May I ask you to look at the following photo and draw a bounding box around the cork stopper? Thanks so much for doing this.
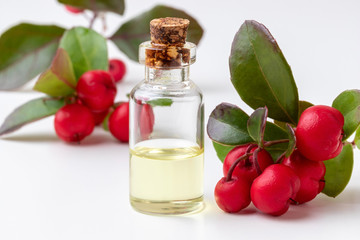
[142,17,193,68]
[150,17,190,45]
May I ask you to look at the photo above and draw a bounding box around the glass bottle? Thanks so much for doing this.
[129,18,204,215]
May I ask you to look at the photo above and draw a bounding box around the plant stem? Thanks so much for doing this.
[89,12,98,29]
[225,153,251,182]
[275,151,286,164]
[253,148,262,175]
[263,139,289,147]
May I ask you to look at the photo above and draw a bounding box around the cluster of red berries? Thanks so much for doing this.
[215,105,344,216]
[54,59,129,143]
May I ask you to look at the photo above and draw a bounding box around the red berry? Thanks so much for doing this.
[250,164,300,216]
[109,59,126,83]
[91,109,109,125]
[65,5,84,14]
[282,150,326,204]
[140,104,155,140]
[54,103,94,142]
[296,105,344,161]
[77,70,117,112]
[214,176,251,213]
[223,144,273,183]
[109,102,129,142]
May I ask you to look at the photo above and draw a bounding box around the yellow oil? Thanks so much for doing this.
[130,138,204,215]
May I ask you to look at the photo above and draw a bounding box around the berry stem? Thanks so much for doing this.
[289,198,299,205]
[244,144,257,165]
[263,139,289,147]
[89,12,98,29]
[225,153,251,182]
[275,151,287,164]
[253,148,262,175]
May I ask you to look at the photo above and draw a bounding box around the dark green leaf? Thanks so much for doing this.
[208,103,288,161]
[0,97,65,136]
[332,90,360,140]
[59,27,108,80]
[285,124,296,157]
[322,144,353,197]
[274,100,313,129]
[355,127,360,149]
[110,5,204,61]
[229,20,299,124]
[58,0,125,15]
[264,121,288,161]
[247,107,268,147]
[147,98,173,107]
[212,141,236,163]
[0,23,65,90]
[207,103,253,145]
[33,48,76,96]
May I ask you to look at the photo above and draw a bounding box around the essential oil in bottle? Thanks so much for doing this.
[129,17,204,215]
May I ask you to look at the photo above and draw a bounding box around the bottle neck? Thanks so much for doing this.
[145,66,189,84]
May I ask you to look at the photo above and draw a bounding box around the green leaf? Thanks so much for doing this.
[247,107,268,147]
[207,103,253,145]
[212,141,236,163]
[285,124,296,157]
[110,5,204,61]
[229,20,299,124]
[355,127,360,149]
[322,144,353,197]
[59,27,108,80]
[0,97,65,136]
[33,48,76,97]
[147,98,173,107]
[0,23,65,90]
[58,0,125,15]
[274,101,314,129]
[208,103,288,161]
[263,122,288,161]
[332,90,360,140]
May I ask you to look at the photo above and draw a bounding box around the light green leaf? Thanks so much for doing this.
[322,144,353,197]
[59,27,108,80]
[33,48,76,96]
[332,90,360,140]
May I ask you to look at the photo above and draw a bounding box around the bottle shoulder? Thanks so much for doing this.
[130,79,203,100]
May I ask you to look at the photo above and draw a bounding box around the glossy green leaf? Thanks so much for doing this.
[207,103,253,145]
[322,144,353,197]
[58,0,125,15]
[285,124,296,157]
[332,90,360,140]
[229,20,299,124]
[208,103,288,161]
[263,122,288,161]
[33,48,76,97]
[212,141,236,163]
[59,27,108,80]
[0,23,65,90]
[247,107,268,147]
[274,101,313,129]
[110,5,204,61]
[355,127,360,149]
[0,97,65,136]
[147,98,173,107]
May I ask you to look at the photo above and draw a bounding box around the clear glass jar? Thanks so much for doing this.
[129,41,204,215]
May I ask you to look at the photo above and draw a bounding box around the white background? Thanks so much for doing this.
[1,0,360,239]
